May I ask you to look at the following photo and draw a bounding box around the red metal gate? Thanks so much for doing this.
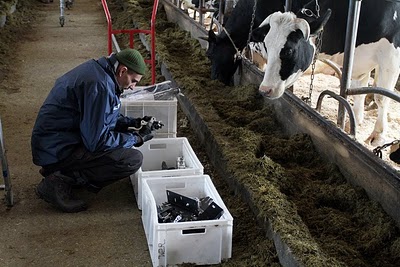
[102,0,159,84]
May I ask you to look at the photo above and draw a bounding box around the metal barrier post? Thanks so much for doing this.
[0,117,13,207]
[337,0,362,129]
[285,0,292,12]
[59,0,65,27]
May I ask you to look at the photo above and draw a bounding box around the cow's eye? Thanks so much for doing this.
[281,48,293,58]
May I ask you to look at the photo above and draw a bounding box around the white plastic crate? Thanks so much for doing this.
[131,137,204,210]
[120,98,177,138]
[141,175,233,267]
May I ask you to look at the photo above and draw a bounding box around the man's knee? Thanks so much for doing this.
[124,148,143,172]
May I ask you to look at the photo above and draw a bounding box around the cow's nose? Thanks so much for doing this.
[259,85,272,96]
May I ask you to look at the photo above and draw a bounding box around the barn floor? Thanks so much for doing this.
[0,0,152,265]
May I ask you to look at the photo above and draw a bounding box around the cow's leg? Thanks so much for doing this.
[351,74,370,126]
[366,65,400,146]
[350,40,400,146]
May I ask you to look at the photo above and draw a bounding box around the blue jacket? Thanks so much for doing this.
[31,54,141,166]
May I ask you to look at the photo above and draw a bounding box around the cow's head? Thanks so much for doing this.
[204,29,241,86]
[251,10,331,99]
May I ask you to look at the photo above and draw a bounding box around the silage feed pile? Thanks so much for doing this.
[110,0,400,266]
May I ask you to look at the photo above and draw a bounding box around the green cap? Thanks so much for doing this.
[115,48,147,75]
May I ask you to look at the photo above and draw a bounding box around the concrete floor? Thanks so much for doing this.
[0,0,152,266]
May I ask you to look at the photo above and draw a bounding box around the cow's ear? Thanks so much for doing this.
[208,29,217,42]
[251,13,273,42]
[212,17,223,34]
[251,25,270,42]
[309,9,332,35]
[259,13,272,28]
[295,18,310,40]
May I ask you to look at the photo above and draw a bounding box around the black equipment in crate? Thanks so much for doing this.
[157,190,224,223]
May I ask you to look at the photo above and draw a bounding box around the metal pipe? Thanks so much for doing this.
[285,0,292,12]
[0,117,13,207]
[199,0,204,26]
[218,0,225,24]
[111,34,121,52]
[337,0,362,129]
[60,0,64,18]
[320,59,342,79]
[59,0,65,26]
[150,0,160,84]
[316,90,356,137]
[347,87,400,103]
[101,0,113,54]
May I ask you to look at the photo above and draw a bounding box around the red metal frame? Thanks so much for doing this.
[102,0,159,84]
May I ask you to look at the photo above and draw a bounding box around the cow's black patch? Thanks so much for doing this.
[307,0,400,54]
[206,30,238,85]
[206,0,292,85]
[279,30,314,80]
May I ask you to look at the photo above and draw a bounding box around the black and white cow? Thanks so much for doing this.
[252,0,400,146]
[204,0,320,85]
[251,10,331,96]
[204,0,296,85]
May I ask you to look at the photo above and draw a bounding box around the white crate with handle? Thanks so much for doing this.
[142,174,233,267]
[131,137,204,209]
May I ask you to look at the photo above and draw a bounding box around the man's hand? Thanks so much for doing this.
[132,124,155,147]
[128,115,164,147]
[139,124,155,142]
[141,116,154,123]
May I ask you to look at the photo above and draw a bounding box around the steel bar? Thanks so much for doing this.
[285,0,292,12]
[0,117,13,207]
[347,87,400,103]
[316,90,356,137]
[337,0,362,128]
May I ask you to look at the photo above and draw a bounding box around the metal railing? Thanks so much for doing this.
[0,117,13,207]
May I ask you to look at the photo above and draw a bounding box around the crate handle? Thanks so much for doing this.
[182,228,206,235]
[165,182,186,189]
[149,143,167,150]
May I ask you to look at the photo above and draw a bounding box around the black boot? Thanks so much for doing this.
[36,173,88,213]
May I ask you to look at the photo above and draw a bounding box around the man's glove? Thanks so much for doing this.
[141,116,154,123]
[139,124,155,142]
[133,124,155,147]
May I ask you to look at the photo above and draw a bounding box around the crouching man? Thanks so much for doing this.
[31,48,155,213]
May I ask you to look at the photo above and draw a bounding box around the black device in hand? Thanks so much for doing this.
[128,116,164,132]
[130,116,164,147]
